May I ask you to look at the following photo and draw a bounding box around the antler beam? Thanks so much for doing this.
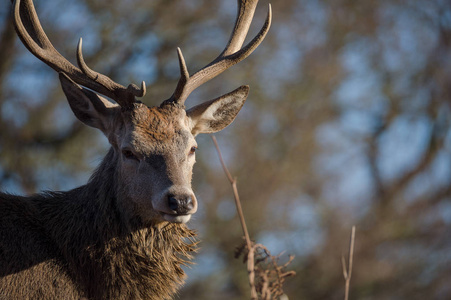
[12,0,145,108]
[169,0,272,106]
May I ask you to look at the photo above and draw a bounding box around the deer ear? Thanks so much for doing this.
[186,85,249,135]
[59,73,119,133]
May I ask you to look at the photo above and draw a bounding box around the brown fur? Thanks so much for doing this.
[0,145,197,299]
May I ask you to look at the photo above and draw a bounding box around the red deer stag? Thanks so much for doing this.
[0,0,271,299]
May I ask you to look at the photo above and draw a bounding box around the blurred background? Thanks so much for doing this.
[1,0,451,299]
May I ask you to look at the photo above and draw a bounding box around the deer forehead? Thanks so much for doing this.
[122,104,193,151]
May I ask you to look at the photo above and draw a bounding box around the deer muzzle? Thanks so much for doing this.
[156,186,197,224]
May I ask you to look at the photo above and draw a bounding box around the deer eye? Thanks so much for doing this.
[189,146,198,155]
[122,149,139,161]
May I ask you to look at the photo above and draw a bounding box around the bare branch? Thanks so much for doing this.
[342,226,356,300]
[211,135,252,247]
[212,135,295,299]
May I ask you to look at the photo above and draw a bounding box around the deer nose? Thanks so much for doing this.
[168,194,195,215]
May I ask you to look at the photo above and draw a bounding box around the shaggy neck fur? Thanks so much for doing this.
[34,149,197,300]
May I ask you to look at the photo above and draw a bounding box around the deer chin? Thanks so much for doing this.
[162,213,192,224]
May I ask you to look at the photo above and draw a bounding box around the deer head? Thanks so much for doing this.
[12,0,271,225]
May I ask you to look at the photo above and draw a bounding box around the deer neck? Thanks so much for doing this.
[36,148,197,299]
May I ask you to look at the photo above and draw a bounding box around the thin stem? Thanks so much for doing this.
[342,226,356,300]
[211,135,252,248]
[211,135,256,299]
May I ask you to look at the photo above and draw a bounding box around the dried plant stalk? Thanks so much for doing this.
[212,135,295,299]
[342,226,356,300]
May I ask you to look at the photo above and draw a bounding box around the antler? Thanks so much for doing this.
[169,0,272,106]
[12,0,145,109]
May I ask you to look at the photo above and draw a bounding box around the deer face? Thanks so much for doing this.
[59,74,249,224]
[115,104,198,224]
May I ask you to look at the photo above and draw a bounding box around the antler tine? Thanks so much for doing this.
[13,0,75,76]
[222,0,260,56]
[169,0,272,106]
[12,0,145,108]
[171,47,190,101]
[76,38,146,104]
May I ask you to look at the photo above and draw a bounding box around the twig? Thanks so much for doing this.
[342,226,356,300]
[212,135,295,299]
[211,135,257,299]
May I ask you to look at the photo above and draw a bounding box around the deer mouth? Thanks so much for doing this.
[161,212,192,224]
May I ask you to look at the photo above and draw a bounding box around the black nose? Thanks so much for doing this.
[168,195,194,215]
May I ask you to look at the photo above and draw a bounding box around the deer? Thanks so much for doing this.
[0,0,271,299]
